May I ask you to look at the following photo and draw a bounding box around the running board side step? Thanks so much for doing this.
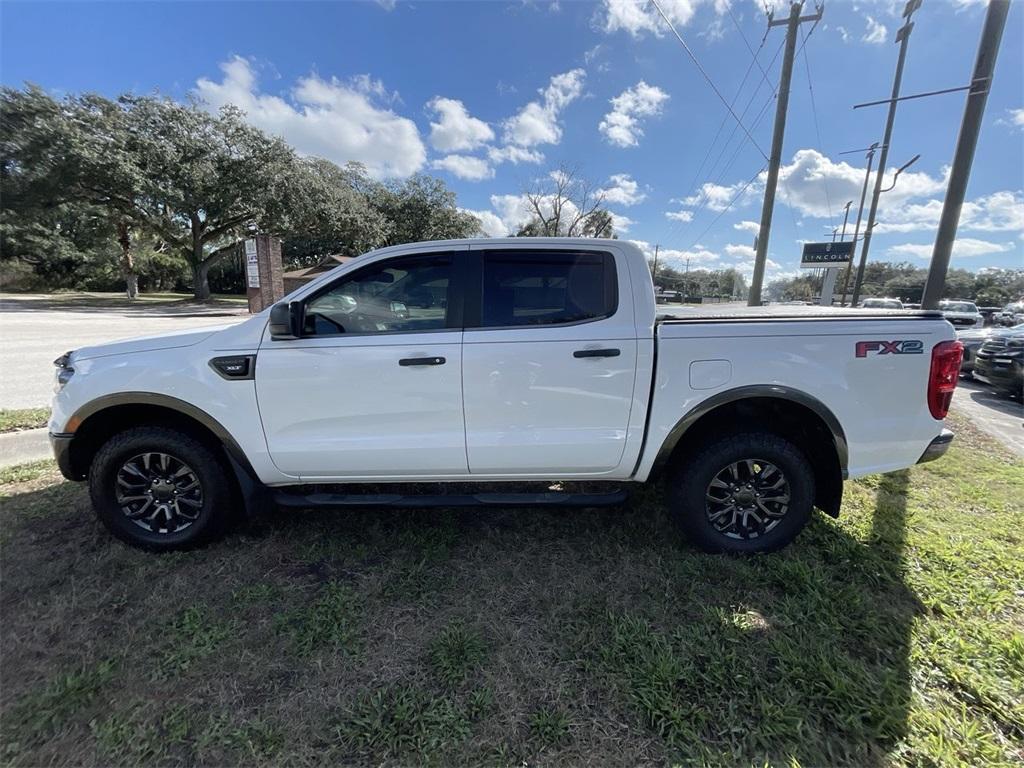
[272,489,628,509]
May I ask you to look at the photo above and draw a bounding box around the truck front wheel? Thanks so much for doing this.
[667,432,815,554]
[88,426,232,551]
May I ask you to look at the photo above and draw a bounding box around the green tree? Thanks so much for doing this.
[280,159,390,268]
[371,174,482,247]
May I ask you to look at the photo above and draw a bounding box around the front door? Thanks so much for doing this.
[256,249,467,479]
[461,247,638,475]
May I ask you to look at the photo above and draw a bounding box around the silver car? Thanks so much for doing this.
[939,299,984,330]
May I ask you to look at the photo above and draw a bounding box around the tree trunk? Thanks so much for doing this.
[193,261,212,301]
[116,220,138,300]
[191,232,211,300]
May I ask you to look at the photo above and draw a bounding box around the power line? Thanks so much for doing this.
[683,164,767,252]
[800,23,834,228]
[650,0,769,160]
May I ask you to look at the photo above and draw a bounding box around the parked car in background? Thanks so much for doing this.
[957,326,994,376]
[904,302,922,310]
[994,302,1024,327]
[978,307,1002,326]
[938,299,984,329]
[973,324,1024,399]
[861,298,905,310]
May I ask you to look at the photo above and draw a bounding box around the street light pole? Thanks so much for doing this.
[922,0,1010,308]
[839,143,878,305]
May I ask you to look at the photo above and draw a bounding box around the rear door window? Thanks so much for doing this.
[478,251,616,328]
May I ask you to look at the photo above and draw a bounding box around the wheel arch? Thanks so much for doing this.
[58,393,267,517]
[648,385,847,517]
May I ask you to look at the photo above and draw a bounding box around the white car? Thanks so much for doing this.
[49,238,962,554]
[938,299,984,330]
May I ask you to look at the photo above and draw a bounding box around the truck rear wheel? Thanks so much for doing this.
[667,432,815,554]
[88,426,232,551]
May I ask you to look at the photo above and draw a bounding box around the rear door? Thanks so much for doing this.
[461,245,638,475]
[256,248,468,479]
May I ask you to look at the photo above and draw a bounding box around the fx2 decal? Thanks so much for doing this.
[855,340,924,358]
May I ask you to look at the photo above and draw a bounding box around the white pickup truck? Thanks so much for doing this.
[49,238,963,553]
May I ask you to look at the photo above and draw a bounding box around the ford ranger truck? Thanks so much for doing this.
[48,238,962,554]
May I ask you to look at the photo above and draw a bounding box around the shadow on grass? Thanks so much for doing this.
[1,473,922,766]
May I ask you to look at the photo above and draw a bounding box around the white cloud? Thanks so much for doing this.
[888,239,1015,259]
[487,145,545,165]
[724,243,756,259]
[502,68,585,147]
[873,190,1024,235]
[862,16,888,44]
[666,209,694,222]
[774,149,946,219]
[1001,108,1024,131]
[460,208,507,237]
[195,56,425,179]
[600,173,647,206]
[630,239,720,267]
[431,154,494,181]
[836,25,850,43]
[609,212,634,233]
[733,220,761,233]
[599,81,669,147]
[426,97,494,152]
[682,178,756,212]
[602,0,700,37]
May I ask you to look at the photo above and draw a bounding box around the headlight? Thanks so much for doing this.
[53,351,75,392]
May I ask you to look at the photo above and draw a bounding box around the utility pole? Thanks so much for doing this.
[650,243,660,283]
[839,143,879,305]
[748,1,823,306]
[922,0,1009,308]
[851,0,920,307]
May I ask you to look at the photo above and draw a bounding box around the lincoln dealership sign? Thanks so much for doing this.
[801,241,854,268]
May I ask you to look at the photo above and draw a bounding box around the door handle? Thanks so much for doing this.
[399,356,446,366]
[573,348,621,358]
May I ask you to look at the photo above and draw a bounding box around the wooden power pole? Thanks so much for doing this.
[748,1,823,306]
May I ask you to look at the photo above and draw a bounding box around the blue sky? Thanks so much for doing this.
[3,0,1022,281]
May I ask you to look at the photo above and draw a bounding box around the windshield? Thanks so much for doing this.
[940,301,978,313]
[863,299,903,309]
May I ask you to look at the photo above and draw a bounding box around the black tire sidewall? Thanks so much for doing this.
[89,427,230,551]
[669,432,815,554]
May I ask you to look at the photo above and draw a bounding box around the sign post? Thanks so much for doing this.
[245,235,284,314]
[801,241,854,307]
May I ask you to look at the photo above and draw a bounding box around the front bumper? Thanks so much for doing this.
[974,357,1024,395]
[917,429,954,465]
[49,432,78,480]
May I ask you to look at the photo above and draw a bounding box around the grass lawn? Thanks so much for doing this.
[0,408,49,433]
[1,411,1021,766]
[0,291,247,309]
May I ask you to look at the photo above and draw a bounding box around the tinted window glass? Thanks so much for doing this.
[480,251,615,328]
[304,254,452,335]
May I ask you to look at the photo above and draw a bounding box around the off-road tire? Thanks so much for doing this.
[89,426,233,551]
[667,431,815,554]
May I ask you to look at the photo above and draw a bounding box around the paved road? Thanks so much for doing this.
[0,294,248,409]
[0,428,51,468]
[951,378,1024,457]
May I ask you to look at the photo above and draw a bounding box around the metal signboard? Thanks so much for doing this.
[801,241,854,268]
[245,239,260,288]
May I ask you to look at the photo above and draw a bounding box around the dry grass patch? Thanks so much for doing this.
[0,411,1021,766]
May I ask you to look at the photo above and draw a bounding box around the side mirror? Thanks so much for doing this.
[269,301,304,340]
